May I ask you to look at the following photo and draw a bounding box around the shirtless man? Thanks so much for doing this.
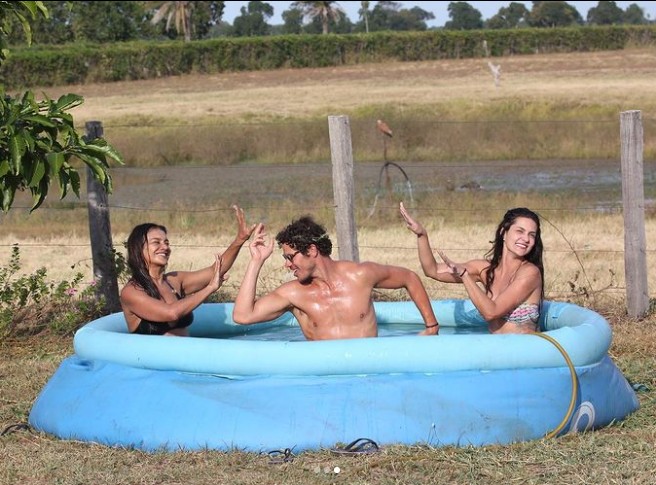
[232,216,439,340]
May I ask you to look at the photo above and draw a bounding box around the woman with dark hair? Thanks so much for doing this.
[120,205,255,336]
[400,203,544,334]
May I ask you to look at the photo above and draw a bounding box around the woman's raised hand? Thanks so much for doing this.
[436,250,466,279]
[232,204,257,243]
[209,254,224,291]
[399,202,426,237]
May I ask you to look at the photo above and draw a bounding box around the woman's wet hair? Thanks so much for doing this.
[126,223,167,298]
[276,215,332,256]
[484,208,544,300]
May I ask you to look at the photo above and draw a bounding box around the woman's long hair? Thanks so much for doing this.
[126,223,167,299]
[484,208,544,300]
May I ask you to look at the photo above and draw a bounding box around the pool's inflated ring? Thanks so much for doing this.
[29,299,639,452]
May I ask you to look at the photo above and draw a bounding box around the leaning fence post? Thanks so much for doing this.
[328,115,360,262]
[85,121,121,313]
[619,110,649,318]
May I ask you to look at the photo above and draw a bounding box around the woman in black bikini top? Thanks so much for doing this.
[132,277,195,335]
[120,205,255,336]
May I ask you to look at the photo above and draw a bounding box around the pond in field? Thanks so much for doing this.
[368,159,656,211]
[107,159,655,210]
[388,159,655,192]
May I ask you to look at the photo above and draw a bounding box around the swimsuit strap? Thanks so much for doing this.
[163,276,184,299]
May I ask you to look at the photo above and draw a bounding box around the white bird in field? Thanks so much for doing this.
[376,119,393,138]
[487,61,501,87]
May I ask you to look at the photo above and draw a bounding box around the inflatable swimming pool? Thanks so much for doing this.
[29,299,639,452]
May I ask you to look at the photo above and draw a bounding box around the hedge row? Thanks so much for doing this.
[2,25,655,90]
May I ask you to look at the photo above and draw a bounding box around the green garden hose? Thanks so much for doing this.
[533,332,579,439]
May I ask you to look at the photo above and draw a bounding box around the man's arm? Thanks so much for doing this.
[367,263,440,335]
[232,224,291,325]
[232,262,294,325]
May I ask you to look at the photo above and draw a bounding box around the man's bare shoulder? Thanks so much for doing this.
[333,259,368,269]
[333,259,381,275]
[335,260,404,283]
[273,279,302,294]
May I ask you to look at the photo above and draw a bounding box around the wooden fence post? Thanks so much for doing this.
[85,121,121,313]
[620,110,649,318]
[328,115,360,262]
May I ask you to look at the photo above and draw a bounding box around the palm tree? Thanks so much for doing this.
[150,1,193,42]
[291,1,345,35]
[360,1,370,33]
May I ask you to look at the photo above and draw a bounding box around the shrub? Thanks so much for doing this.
[0,245,107,337]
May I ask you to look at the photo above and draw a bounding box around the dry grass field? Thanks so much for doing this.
[41,48,656,123]
[1,46,656,484]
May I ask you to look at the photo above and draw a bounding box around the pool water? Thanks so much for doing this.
[224,322,489,341]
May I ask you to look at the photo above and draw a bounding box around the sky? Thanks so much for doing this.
[222,1,656,27]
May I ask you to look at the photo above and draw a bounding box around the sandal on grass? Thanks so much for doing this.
[267,447,295,464]
[330,437,380,455]
[1,423,30,436]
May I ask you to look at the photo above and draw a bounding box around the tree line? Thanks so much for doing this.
[5,1,652,45]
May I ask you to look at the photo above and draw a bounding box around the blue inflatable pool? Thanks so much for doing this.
[29,299,639,452]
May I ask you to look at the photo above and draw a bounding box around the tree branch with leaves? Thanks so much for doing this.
[0,1,123,212]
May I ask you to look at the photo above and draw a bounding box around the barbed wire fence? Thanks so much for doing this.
[0,114,652,317]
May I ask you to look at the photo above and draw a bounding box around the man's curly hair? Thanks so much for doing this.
[275,215,332,256]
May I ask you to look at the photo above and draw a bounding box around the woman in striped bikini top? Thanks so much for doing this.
[400,204,544,334]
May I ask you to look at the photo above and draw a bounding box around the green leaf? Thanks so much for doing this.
[20,1,40,17]
[105,174,114,193]
[54,94,84,112]
[46,152,65,176]
[1,185,16,212]
[0,160,10,178]
[20,90,36,106]
[76,153,107,185]
[69,170,80,197]
[8,136,24,174]
[21,114,57,128]
[28,159,46,187]
[17,16,34,46]
[30,178,50,212]
[35,2,49,18]
[81,140,125,165]
[55,111,74,126]
[19,128,35,152]
[57,170,69,199]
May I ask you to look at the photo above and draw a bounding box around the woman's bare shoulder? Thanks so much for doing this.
[468,259,490,270]
[519,261,541,276]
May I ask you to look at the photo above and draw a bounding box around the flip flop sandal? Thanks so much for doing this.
[267,447,295,464]
[330,437,380,455]
[627,378,650,392]
[1,423,30,436]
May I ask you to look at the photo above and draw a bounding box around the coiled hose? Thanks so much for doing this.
[533,332,579,439]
